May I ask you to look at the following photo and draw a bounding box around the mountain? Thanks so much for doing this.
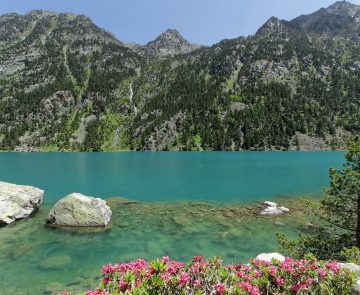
[144,29,201,57]
[0,3,359,152]
[326,0,360,16]
[256,16,292,35]
[290,1,360,38]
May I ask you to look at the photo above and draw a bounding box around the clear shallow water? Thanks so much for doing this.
[0,152,344,294]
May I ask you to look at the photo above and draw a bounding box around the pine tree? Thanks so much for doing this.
[277,135,360,260]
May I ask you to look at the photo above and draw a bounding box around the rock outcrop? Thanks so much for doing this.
[260,201,289,216]
[46,193,112,227]
[0,181,44,225]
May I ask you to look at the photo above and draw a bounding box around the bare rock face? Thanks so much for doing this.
[0,181,44,225]
[46,193,112,227]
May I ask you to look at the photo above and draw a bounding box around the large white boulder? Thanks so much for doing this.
[256,253,286,262]
[0,181,44,225]
[46,193,112,227]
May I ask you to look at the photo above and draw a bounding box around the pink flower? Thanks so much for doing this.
[194,279,202,289]
[236,270,245,278]
[85,290,105,295]
[291,283,307,294]
[136,278,142,287]
[276,276,285,286]
[161,256,170,264]
[118,280,127,291]
[306,277,313,285]
[177,272,190,286]
[194,255,204,262]
[269,266,277,276]
[239,282,260,295]
[326,261,340,273]
[102,277,110,285]
[101,263,116,274]
[318,268,327,278]
[214,283,226,295]
[254,270,262,277]
[160,272,173,283]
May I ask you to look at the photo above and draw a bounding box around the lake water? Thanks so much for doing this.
[0,152,344,294]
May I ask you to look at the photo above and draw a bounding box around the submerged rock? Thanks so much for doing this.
[260,201,289,216]
[0,181,44,225]
[46,193,112,227]
[11,243,32,260]
[256,253,285,262]
[39,255,72,270]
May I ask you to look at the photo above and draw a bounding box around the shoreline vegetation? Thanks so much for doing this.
[61,255,357,295]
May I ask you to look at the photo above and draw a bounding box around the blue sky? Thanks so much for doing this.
[1,0,360,45]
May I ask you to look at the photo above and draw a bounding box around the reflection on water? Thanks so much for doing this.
[0,197,307,295]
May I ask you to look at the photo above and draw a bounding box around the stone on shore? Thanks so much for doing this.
[256,253,285,262]
[339,263,360,293]
[260,201,289,216]
[0,181,44,225]
[46,193,112,227]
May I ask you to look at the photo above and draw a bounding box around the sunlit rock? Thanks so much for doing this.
[0,181,44,225]
[260,201,289,216]
[46,193,112,227]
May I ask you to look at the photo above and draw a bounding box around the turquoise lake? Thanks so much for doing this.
[0,152,345,294]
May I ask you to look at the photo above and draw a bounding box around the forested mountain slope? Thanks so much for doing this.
[0,1,359,151]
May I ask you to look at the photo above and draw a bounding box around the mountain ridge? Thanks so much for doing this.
[0,2,359,151]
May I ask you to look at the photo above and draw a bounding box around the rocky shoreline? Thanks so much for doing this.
[0,180,296,229]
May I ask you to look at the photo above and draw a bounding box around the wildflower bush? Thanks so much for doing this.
[62,255,356,295]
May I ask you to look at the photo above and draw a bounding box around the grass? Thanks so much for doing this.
[224,66,242,92]
[100,111,132,151]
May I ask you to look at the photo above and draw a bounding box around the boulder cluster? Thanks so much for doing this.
[0,181,112,227]
[0,180,291,227]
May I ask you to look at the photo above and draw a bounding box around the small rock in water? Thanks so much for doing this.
[260,201,289,216]
[46,193,112,227]
[0,181,44,225]
[256,252,285,262]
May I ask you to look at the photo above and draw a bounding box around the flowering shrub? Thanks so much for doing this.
[61,255,356,295]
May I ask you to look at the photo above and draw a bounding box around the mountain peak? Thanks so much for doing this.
[256,16,290,35]
[326,1,360,17]
[289,1,360,38]
[145,29,201,56]
[157,29,183,40]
